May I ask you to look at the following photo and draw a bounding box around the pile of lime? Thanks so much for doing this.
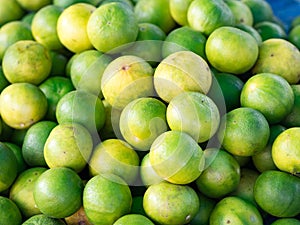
[0,0,300,224]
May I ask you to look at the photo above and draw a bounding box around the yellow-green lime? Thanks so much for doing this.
[241,0,274,24]
[169,0,194,26]
[154,51,212,103]
[288,25,300,49]
[83,173,132,225]
[16,0,51,11]
[271,218,300,225]
[281,85,300,127]
[31,5,64,51]
[235,23,262,45]
[113,214,154,225]
[44,123,93,173]
[143,181,200,225]
[22,214,66,225]
[101,0,134,9]
[2,40,52,85]
[53,0,99,8]
[225,0,253,26]
[57,3,96,53]
[0,83,48,129]
[0,196,22,225]
[33,167,84,218]
[9,167,47,218]
[140,153,164,186]
[88,139,140,184]
[0,0,25,26]
[254,21,287,41]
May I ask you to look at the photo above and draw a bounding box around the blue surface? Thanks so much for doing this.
[266,0,300,30]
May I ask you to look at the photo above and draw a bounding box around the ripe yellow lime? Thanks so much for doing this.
[0,21,33,61]
[44,123,93,173]
[16,0,52,11]
[205,26,259,74]
[119,97,168,150]
[88,139,140,184]
[57,3,96,53]
[101,55,154,110]
[83,173,132,225]
[33,167,84,218]
[9,167,47,218]
[2,40,52,85]
[87,2,139,53]
[31,5,64,51]
[0,196,22,225]
[169,0,194,26]
[0,83,48,129]
[0,0,25,26]
[149,130,205,184]
[154,51,212,103]
[143,181,200,225]
[252,38,300,84]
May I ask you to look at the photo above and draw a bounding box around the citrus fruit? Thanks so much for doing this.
[225,0,253,26]
[230,168,259,205]
[235,24,262,46]
[10,128,28,147]
[31,5,64,51]
[154,51,212,103]
[21,12,35,26]
[9,167,47,218]
[187,0,235,36]
[16,0,51,11]
[83,173,132,225]
[205,26,259,74]
[0,0,25,26]
[281,85,300,127]
[33,167,84,218]
[53,0,99,8]
[70,49,112,98]
[252,124,285,172]
[241,0,274,24]
[167,91,220,143]
[101,55,154,110]
[44,123,93,173]
[162,26,207,59]
[39,76,74,121]
[56,90,106,134]
[2,40,52,85]
[0,66,9,92]
[0,21,33,61]
[0,83,48,129]
[64,206,92,225]
[272,127,300,174]
[87,2,138,53]
[99,99,119,140]
[49,51,68,76]
[0,142,18,192]
[149,130,205,184]
[143,181,200,225]
[119,97,168,150]
[196,148,240,199]
[134,0,176,33]
[140,153,164,186]
[214,72,244,112]
[254,21,287,41]
[288,25,300,49]
[113,214,154,225]
[22,120,57,167]
[253,170,300,217]
[22,214,66,225]
[101,0,134,9]
[240,73,294,124]
[57,3,96,53]
[209,196,263,225]
[217,107,270,157]
[271,218,300,225]
[0,196,22,225]
[169,0,194,26]
[190,193,216,225]
[4,142,27,174]
[252,38,300,84]
[88,139,140,184]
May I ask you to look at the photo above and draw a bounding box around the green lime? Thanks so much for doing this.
[196,148,240,199]
[240,73,294,124]
[241,0,274,24]
[0,0,25,26]
[101,0,133,9]
[162,26,207,59]
[9,167,47,218]
[113,214,154,225]
[150,130,205,185]
[0,66,9,92]
[143,181,200,225]
[34,167,84,218]
[225,0,253,26]
[271,218,300,225]
[87,2,138,53]
[44,123,93,173]
[218,107,270,156]
[140,153,163,186]
[281,85,300,127]
[22,214,66,225]
[53,0,99,8]
[235,23,263,45]
[2,40,51,85]
[288,25,300,50]
[254,170,300,217]
[39,76,74,121]
[254,21,287,41]
[49,51,68,76]
[16,0,51,11]
[83,173,132,225]
[4,142,27,174]
[0,196,22,225]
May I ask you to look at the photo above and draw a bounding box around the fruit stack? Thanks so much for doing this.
[0,0,300,224]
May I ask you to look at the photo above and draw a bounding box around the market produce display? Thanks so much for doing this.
[0,0,300,224]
